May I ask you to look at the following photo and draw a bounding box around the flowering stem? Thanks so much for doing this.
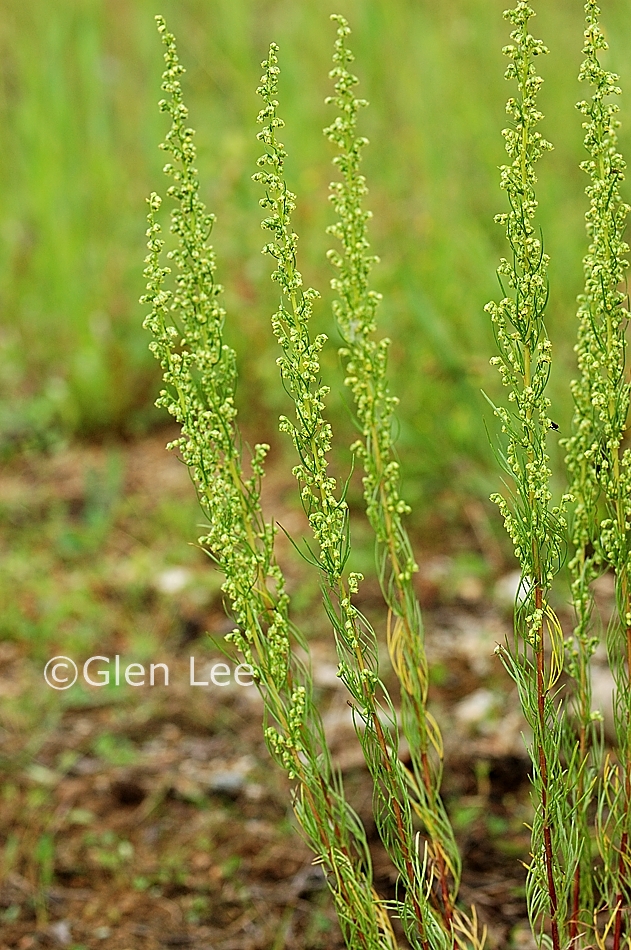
[254,39,452,950]
[485,4,570,945]
[323,15,461,935]
[142,20,400,950]
[565,4,631,942]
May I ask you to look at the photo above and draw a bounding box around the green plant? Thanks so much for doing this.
[91,732,138,766]
[323,23,459,923]
[83,830,134,881]
[487,2,631,948]
[254,31,464,943]
[143,18,393,948]
[33,831,55,924]
[484,6,572,946]
[563,2,631,946]
[143,3,631,948]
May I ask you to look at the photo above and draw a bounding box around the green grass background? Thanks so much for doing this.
[1,0,630,503]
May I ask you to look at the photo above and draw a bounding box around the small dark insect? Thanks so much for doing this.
[549,420,559,431]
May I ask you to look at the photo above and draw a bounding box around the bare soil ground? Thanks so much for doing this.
[0,431,610,950]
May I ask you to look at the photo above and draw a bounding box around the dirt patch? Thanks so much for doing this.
[1,431,597,949]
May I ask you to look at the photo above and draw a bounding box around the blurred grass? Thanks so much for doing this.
[0,0,630,502]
